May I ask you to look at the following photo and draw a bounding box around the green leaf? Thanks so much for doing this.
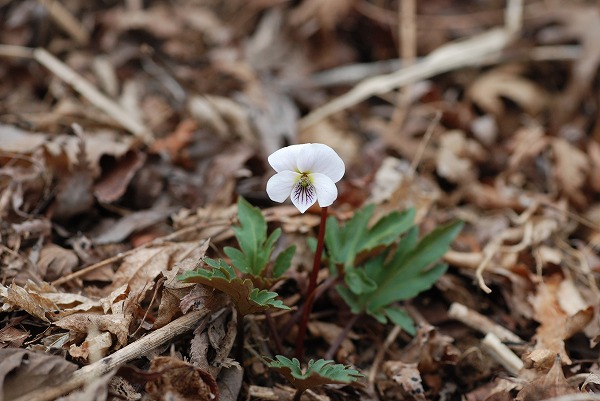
[333,215,463,326]
[325,205,415,268]
[233,197,268,276]
[383,306,416,335]
[344,266,377,295]
[272,245,296,278]
[223,246,248,273]
[265,356,363,392]
[367,220,463,310]
[226,197,296,280]
[178,259,290,315]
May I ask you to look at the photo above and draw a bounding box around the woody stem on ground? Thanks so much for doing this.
[295,206,328,360]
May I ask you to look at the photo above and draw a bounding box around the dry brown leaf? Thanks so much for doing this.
[105,241,200,297]
[516,355,576,401]
[529,274,593,365]
[58,370,115,401]
[0,124,47,153]
[588,140,600,192]
[54,312,130,349]
[145,356,218,401]
[551,138,590,206]
[92,205,175,245]
[402,324,460,373]
[154,240,210,329]
[436,130,485,184]
[0,348,77,401]
[0,283,58,322]
[467,65,548,116]
[507,126,549,172]
[93,150,146,203]
[289,0,356,31]
[190,308,237,378]
[307,320,357,362]
[0,326,28,348]
[37,244,79,282]
[379,361,426,401]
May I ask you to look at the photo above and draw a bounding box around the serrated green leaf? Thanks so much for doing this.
[265,356,363,392]
[383,306,416,335]
[178,260,289,315]
[272,245,296,278]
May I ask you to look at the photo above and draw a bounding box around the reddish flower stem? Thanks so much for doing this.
[295,206,328,360]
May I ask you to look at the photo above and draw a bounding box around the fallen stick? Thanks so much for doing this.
[448,302,525,344]
[38,0,90,45]
[12,308,213,401]
[299,27,512,130]
[33,48,152,143]
[481,333,524,376]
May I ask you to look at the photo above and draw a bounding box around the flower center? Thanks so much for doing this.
[292,173,316,205]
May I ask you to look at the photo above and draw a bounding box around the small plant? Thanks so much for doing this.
[265,143,346,358]
[325,204,464,334]
[179,197,294,311]
[265,356,363,401]
[177,258,290,315]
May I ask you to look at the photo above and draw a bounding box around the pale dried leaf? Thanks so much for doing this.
[552,138,589,205]
[0,349,77,401]
[468,66,548,116]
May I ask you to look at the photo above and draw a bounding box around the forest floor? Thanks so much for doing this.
[2,0,600,400]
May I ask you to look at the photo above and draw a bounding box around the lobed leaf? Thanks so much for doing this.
[265,355,363,392]
[178,259,290,315]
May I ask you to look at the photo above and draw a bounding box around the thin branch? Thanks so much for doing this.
[12,308,216,401]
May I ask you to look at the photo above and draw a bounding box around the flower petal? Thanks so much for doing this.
[266,171,300,202]
[296,143,345,182]
[310,173,338,207]
[268,144,307,173]
[290,181,317,213]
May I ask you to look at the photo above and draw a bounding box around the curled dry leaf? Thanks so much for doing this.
[436,130,485,184]
[551,138,590,206]
[93,150,146,203]
[154,240,210,329]
[516,355,576,401]
[0,283,58,323]
[379,361,426,401]
[145,356,218,401]
[54,312,130,350]
[467,65,548,116]
[0,348,77,401]
[37,244,79,282]
[529,274,593,365]
[190,308,238,378]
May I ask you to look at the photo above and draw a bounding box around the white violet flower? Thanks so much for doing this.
[266,143,345,213]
